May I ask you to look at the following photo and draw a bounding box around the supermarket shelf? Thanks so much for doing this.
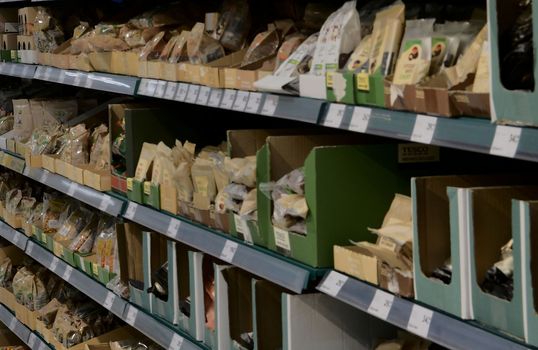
[317,271,533,350]
[123,202,315,293]
[24,240,203,350]
[0,62,535,162]
[0,304,51,350]
[0,63,36,79]
[24,166,125,217]
[0,221,28,251]
[33,65,139,95]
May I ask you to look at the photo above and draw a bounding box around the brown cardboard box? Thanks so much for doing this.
[200,49,246,88]
[123,52,140,76]
[334,245,378,285]
[185,63,201,84]
[384,77,417,112]
[55,158,69,178]
[0,288,16,311]
[161,62,178,81]
[42,154,59,173]
[117,222,144,286]
[83,167,111,191]
[69,54,93,72]
[4,210,21,229]
[177,63,190,82]
[0,8,18,33]
[160,184,178,215]
[18,7,37,35]
[146,60,162,79]
[24,153,42,168]
[89,52,113,73]
[110,51,127,76]
[1,33,16,50]
[50,327,134,350]
[224,67,239,89]
[16,35,33,51]
[67,163,84,184]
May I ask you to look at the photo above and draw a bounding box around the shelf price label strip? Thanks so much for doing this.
[317,270,532,350]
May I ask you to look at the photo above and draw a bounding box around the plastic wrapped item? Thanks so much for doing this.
[0,258,14,289]
[87,24,130,52]
[34,7,65,53]
[276,34,306,69]
[13,99,33,142]
[188,23,225,65]
[473,41,490,93]
[367,1,405,76]
[481,239,514,301]
[274,33,319,77]
[393,19,436,85]
[224,156,256,188]
[241,29,280,67]
[60,124,90,165]
[270,168,308,234]
[68,216,99,254]
[38,298,61,327]
[12,267,34,309]
[120,26,161,48]
[431,259,452,284]
[134,143,157,182]
[42,100,78,127]
[214,0,251,51]
[168,31,189,63]
[239,189,257,218]
[148,262,168,301]
[42,194,69,234]
[151,142,173,186]
[89,124,110,170]
[345,34,372,72]
[5,189,22,214]
[73,22,90,40]
[0,116,13,135]
[56,206,93,242]
[139,31,166,61]
[94,217,117,272]
[311,1,362,76]
[106,275,129,299]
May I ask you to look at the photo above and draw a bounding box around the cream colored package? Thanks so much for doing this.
[191,158,217,201]
[393,19,435,85]
[310,1,361,76]
[42,100,78,127]
[151,142,173,185]
[368,1,405,76]
[12,99,33,142]
[345,34,372,73]
[134,142,157,181]
[472,40,490,93]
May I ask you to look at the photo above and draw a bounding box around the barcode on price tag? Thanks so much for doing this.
[407,304,434,338]
[124,202,138,220]
[50,257,60,272]
[245,92,262,113]
[186,85,201,103]
[232,91,249,111]
[169,334,184,349]
[208,89,223,107]
[220,89,237,109]
[220,240,239,263]
[155,81,167,98]
[197,86,211,105]
[67,182,78,196]
[350,107,372,133]
[324,104,346,128]
[319,271,348,297]
[125,306,138,326]
[234,215,253,244]
[103,292,116,310]
[62,265,74,281]
[367,290,394,320]
[490,125,522,158]
[411,115,437,144]
[175,83,189,101]
[261,95,279,116]
[167,218,181,238]
[164,82,178,100]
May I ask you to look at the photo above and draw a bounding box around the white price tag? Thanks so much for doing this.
[324,104,346,128]
[58,70,66,83]
[196,86,211,105]
[367,290,394,320]
[12,233,21,246]
[220,89,237,109]
[208,89,223,107]
[261,95,279,116]
[84,74,94,89]
[39,171,49,183]
[26,242,34,255]
[411,115,437,144]
[245,92,262,113]
[124,202,138,220]
[44,67,52,80]
[407,305,434,338]
[186,85,201,103]
[232,91,249,111]
[155,81,167,98]
[8,317,16,330]
[220,240,239,263]
[175,83,189,101]
[99,195,113,211]
[50,257,60,272]
[67,182,78,196]
[138,79,149,95]
[169,334,184,349]
[125,306,138,326]
[146,80,158,96]
[103,292,116,310]
[234,214,253,244]
[62,265,74,281]
[350,107,372,133]
[164,82,178,100]
[319,271,348,297]
[166,218,182,238]
[23,166,30,176]
[73,74,82,86]
[273,227,291,252]
[9,64,16,76]
[490,125,522,158]
[22,65,30,77]
[28,334,37,348]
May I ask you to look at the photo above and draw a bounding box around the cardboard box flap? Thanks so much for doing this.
[253,74,297,95]
[206,48,247,68]
[356,241,411,271]
[254,280,286,350]
[223,267,253,346]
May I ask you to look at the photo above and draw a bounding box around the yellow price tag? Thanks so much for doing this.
[127,178,133,191]
[356,73,370,92]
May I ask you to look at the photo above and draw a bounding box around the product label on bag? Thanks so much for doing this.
[234,214,253,244]
[398,144,439,163]
[273,227,291,256]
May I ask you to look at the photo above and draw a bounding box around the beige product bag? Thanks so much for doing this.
[12,99,33,142]
[393,19,435,85]
[134,143,158,182]
[472,40,490,93]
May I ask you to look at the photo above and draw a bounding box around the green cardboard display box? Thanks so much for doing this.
[143,181,160,210]
[258,135,411,267]
[468,186,538,339]
[326,71,386,108]
[126,178,144,204]
[326,71,356,105]
[149,233,177,325]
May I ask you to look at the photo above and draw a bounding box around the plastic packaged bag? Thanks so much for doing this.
[345,34,372,73]
[214,0,251,51]
[311,1,361,76]
[274,33,319,78]
[60,124,89,165]
[56,206,93,242]
[393,19,435,85]
[42,194,69,233]
[187,23,225,65]
[139,31,166,61]
[168,31,189,63]
[241,29,280,67]
[94,217,117,272]
[0,116,13,135]
[89,124,110,170]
